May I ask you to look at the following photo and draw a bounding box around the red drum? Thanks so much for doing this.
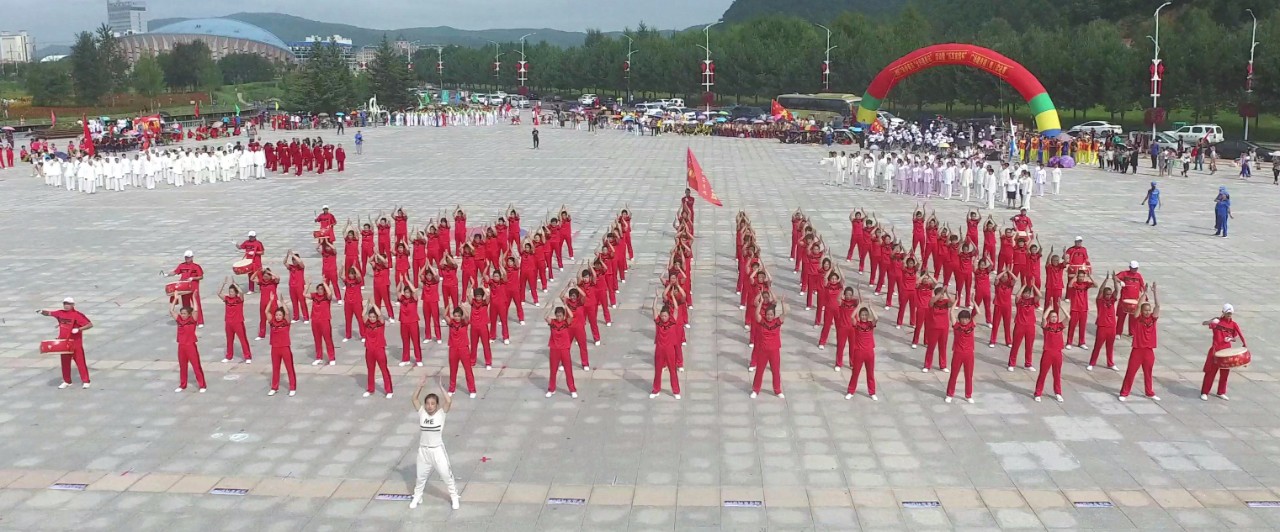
[232,259,255,275]
[40,339,74,355]
[1121,298,1139,312]
[313,230,333,241]
[165,281,194,296]
[1214,347,1251,369]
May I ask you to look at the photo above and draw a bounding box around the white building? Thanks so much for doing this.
[0,31,35,63]
[107,0,147,36]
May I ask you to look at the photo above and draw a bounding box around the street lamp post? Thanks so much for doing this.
[624,34,638,103]
[517,33,536,95]
[488,40,503,90]
[815,24,837,92]
[433,46,444,92]
[696,22,720,113]
[1149,2,1172,139]
[1245,8,1260,140]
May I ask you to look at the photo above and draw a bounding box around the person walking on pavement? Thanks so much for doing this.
[1140,182,1160,226]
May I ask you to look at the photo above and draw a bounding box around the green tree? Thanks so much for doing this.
[218,53,276,85]
[159,41,214,91]
[69,31,106,105]
[24,61,74,106]
[131,52,165,97]
[365,36,415,109]
[94,23,129,94]
[197,60,223,92]
[285,39,356,112]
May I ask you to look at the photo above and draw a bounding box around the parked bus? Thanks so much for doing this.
[775,93,861,124]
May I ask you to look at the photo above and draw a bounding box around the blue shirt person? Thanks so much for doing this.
[1141,181,1161,226]
[1213,186,1233,237]
[354,131,364,155]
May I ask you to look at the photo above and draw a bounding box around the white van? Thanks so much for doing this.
[1164,124,1224,144]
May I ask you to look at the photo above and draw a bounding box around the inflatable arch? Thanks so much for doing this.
[855,44,1062,137]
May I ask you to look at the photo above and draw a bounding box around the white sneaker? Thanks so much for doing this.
[1117,395,1127,402]
[417,362,424,367]
[58,382,71,389]
[288,390,296,397]
[943,368,951,373]
[944,396,953,403]
[199,388,206,393]
[329,361,336,366]
[198,324,205,328]
[748,367,756,372]
[739,305,746,310]
[1148,395,1160,401]
[1034,396,1042,402]
[1086,365,1093,371]
[673,394,680,400]
[1007,366,1015,372]
[244,359,252,364]
[1055,394,1064,402]
[546,391,555,398]
[594,341,601,346]
[650,393,658,399]
[570,392,578,398]
[304,321,310,325]
[399,361,410,367]
[268,390,277,396]
[469,393,476,398]
[833,366,841,372]
[1079,344,1088,350]
[896,325,902,329]
[1201,394,1209,401]
[583,366,591,371]
[312,360,324,366]
[921,368,929,373]
[845,393,854,400]
[1064,345,1072,350]
[870,394,878,401]
[451,496,460,510]
[777,393,785,399]
[818,345,825,350]
[343,338,349,343]
[437,340,442,344]
[386,393,393,399]
[750,392,758,398]
[362,392,371,398]
[1109,365,1119,371]
[255,336,264,341]
[175,387,184,393]
[606,322,612,327]
[503,339,510,345]
[911,344,918,349]
[409,496,421,509]
[966,397,974,404]
[678,367,685,372]
[222,358,230,363]
[519,321,526,325]
[485,365,491,370]
[1027,366,1037,372]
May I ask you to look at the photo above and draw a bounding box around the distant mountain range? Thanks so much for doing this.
[146,12,666,49]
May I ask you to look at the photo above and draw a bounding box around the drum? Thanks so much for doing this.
[1121,298,1139,312]
[165,281,194,296]
[39,339,74,355]
[1214,347,1251,369]
[1016,231,1030,238]
[313,230,333,242]
[232,259,255,275]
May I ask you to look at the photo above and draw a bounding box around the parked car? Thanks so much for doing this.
[509,95,531,108]
[1165,124,1224,144]
[1213,140,1274,163]
[876,110,905,127]
[1069,121,1123,136]
[578,94,597,106]
[724,105,765,120]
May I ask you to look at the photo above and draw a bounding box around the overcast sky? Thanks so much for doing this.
[11,0,735,46]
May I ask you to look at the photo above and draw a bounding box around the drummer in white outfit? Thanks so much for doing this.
[409,376,460,510]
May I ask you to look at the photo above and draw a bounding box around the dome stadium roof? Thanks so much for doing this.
[149,19,289,51]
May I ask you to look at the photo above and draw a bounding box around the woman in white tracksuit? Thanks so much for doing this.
[409,376,460,510]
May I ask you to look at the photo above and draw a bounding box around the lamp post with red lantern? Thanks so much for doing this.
[624,34,637,104]
[517,33,535,96]
[1147,2,1171,139]
[697,23,720,113]
[815,24,836,92]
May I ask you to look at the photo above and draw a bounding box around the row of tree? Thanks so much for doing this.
[22,24,279,106]
[397,7,1278,122]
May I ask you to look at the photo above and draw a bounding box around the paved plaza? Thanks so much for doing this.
[0,121,1277,531]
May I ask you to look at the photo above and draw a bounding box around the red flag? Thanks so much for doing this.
[81,115,95,157]
[194,100,200,117]
[50,111,56,127]
[685,148,722,207]
[770,99,793,121]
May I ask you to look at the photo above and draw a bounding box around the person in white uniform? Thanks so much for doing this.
[410,376,460,510]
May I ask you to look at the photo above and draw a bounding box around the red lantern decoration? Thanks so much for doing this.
[436,61,443,74]
[624,60,631,73]
[1149,60,1165,97]
[493,61,501,73]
